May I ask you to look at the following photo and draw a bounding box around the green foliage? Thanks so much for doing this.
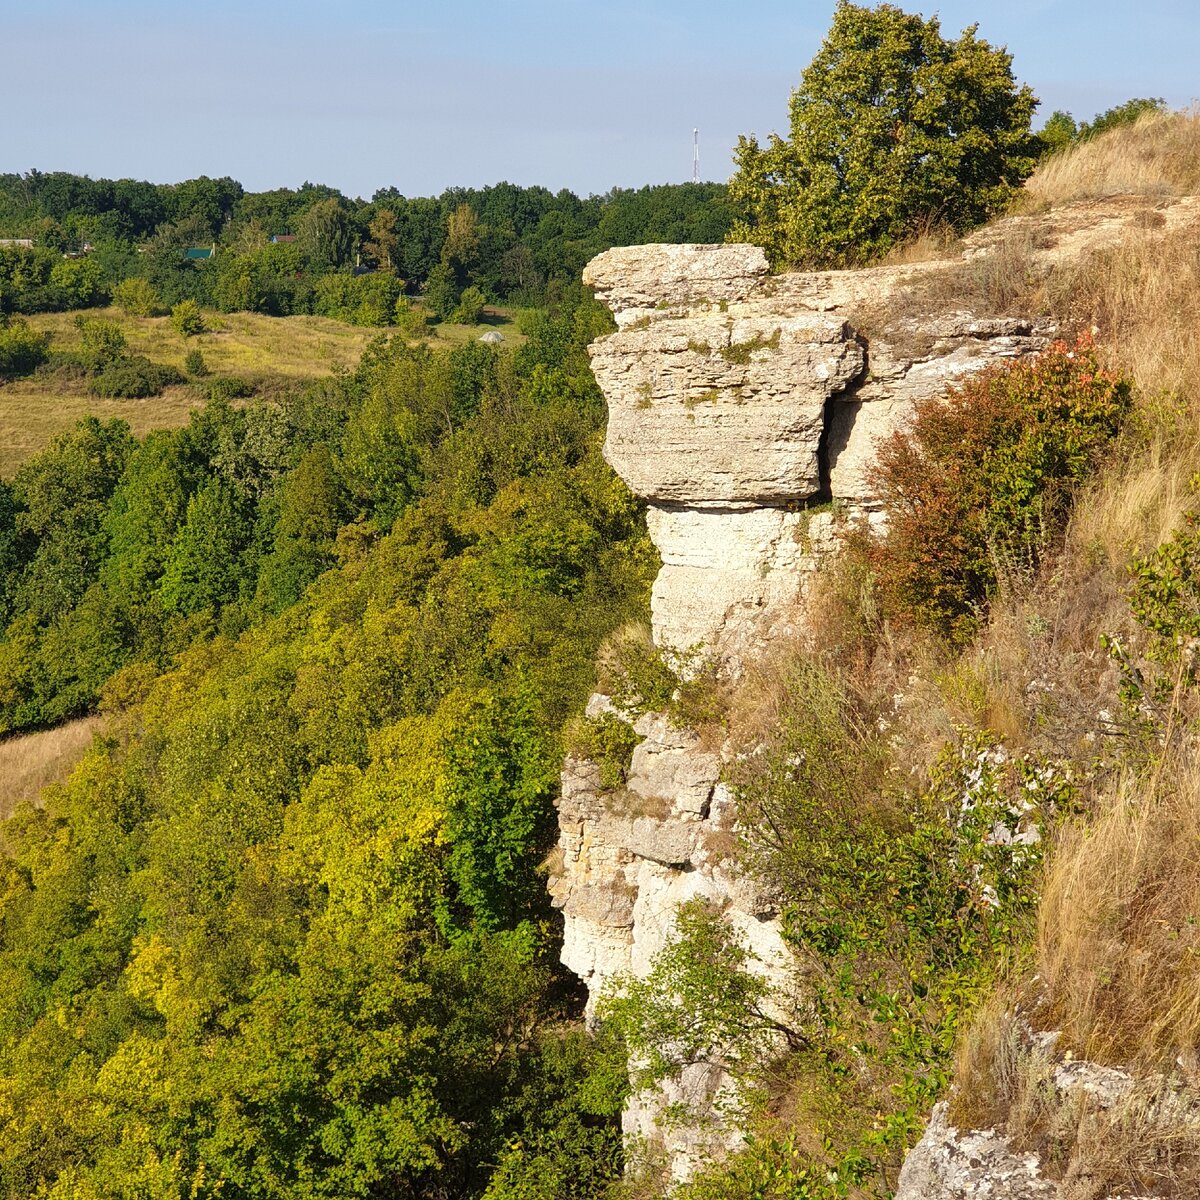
[566,711,641,789]
[597,622,678,716]
[89,355,184,398]
[728,663,1073,1194]
[170,298,205,337]
[74,314,127,370]
[1107,503,1200,728]
[0,286,653,1196]
[184,347,208,376]
[1037,110,1080,155]
[158,476,252,616]
[297,197,357,272]
[313,271,405,326]
[602,900,786,1097]
[1080,97,1168,141]
[452,285,487,325]
[1037,98,1168,156]
[111,275,163,317]
[423,261,459,321]
[0,316,50,378]
[869,337,1132,639]
[1128,510,1200,665]
[46,255,106,308]
[0,169,733,314]
[206,374,255,400]
[729,1,1039,267]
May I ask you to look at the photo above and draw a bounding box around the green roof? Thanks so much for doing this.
[184,246,213,260]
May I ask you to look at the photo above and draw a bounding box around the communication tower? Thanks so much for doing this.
[692,128,700,183]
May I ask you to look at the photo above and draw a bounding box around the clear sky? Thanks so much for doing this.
[5,0,1198,199]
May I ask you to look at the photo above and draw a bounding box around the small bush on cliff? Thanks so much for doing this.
[868,337,1132,640]
[729,1,1039,267]
[714,681,1071,1195]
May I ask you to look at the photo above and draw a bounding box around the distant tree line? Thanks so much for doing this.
[0,172,734,321]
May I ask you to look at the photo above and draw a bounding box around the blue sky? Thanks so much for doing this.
[5,0,1198,198]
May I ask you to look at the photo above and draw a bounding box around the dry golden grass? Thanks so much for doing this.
[1025,109,1200,208]
[0,716,102,818]
[1037,755,1200,1073]
[0,306,525,477]
[0,308,379,477]
[0,378,203,478]
[26,306,377,380]
[953,1003,1200,1196]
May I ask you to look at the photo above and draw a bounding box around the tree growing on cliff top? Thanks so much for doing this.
[729,1,1039,268]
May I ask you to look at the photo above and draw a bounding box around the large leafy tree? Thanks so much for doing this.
[729,1,1039,267]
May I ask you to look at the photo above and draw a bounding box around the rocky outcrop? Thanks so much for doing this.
[557,195,1200,1186]
[895,1103,1057,1200]
[582,242,1056,662]
[895,1047,1191,1200]
[559,234,1060,1182]
[550,700,789,1180]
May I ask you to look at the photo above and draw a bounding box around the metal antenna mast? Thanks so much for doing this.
[692,128,700,183]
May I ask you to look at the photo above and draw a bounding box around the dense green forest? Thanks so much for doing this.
[0,0,1190,1192]
[0,173,733,320]
[0,282,657,1197]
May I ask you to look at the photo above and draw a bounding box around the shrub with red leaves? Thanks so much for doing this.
[868,336,1132,640]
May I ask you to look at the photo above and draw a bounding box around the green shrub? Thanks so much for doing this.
[869,337,1132,639]
[727,701,1073,1194]
[1080,97,1167,142]
[89,356,184,398]
[112,276,163,317]
[452,285,487,325]
[207,375,254,400]
[0,317,51,378]
[171,299,205,337]
[394,297,430,338]
[596,622,678,716]
[1108,506,1200,722]
[74,315,127,371]
[313,272,405,326]
[184,348,209,377]
[601,899,784,1095]
[566,712,641,789]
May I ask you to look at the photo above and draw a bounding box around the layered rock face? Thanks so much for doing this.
[551,239,1063,1180]
[552,197,1200,1187]
[583,241,1054,662]
[551,700,789,1178]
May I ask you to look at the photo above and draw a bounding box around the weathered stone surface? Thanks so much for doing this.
[592,311,864,504]
[646,505,834,655]
[549,700,793,1179]
[582,242,769,329]
[895,1103,1056,1200]
[581,237,1070,654]
[558,198,1200,1186]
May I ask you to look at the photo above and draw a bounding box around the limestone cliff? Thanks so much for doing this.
[583,241,1054,664]
[551,194,1200,1187]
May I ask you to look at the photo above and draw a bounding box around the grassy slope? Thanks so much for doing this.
[883,112,1200,1186]
[0,306,524,477]
[0,716,102,819]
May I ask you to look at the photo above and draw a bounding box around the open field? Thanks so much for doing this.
[25,307,380,379]
[0,379,205,477]
[0,305,523,475]
[0,716,102,819]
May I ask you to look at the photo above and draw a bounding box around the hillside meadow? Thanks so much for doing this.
[0,306,524,476]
